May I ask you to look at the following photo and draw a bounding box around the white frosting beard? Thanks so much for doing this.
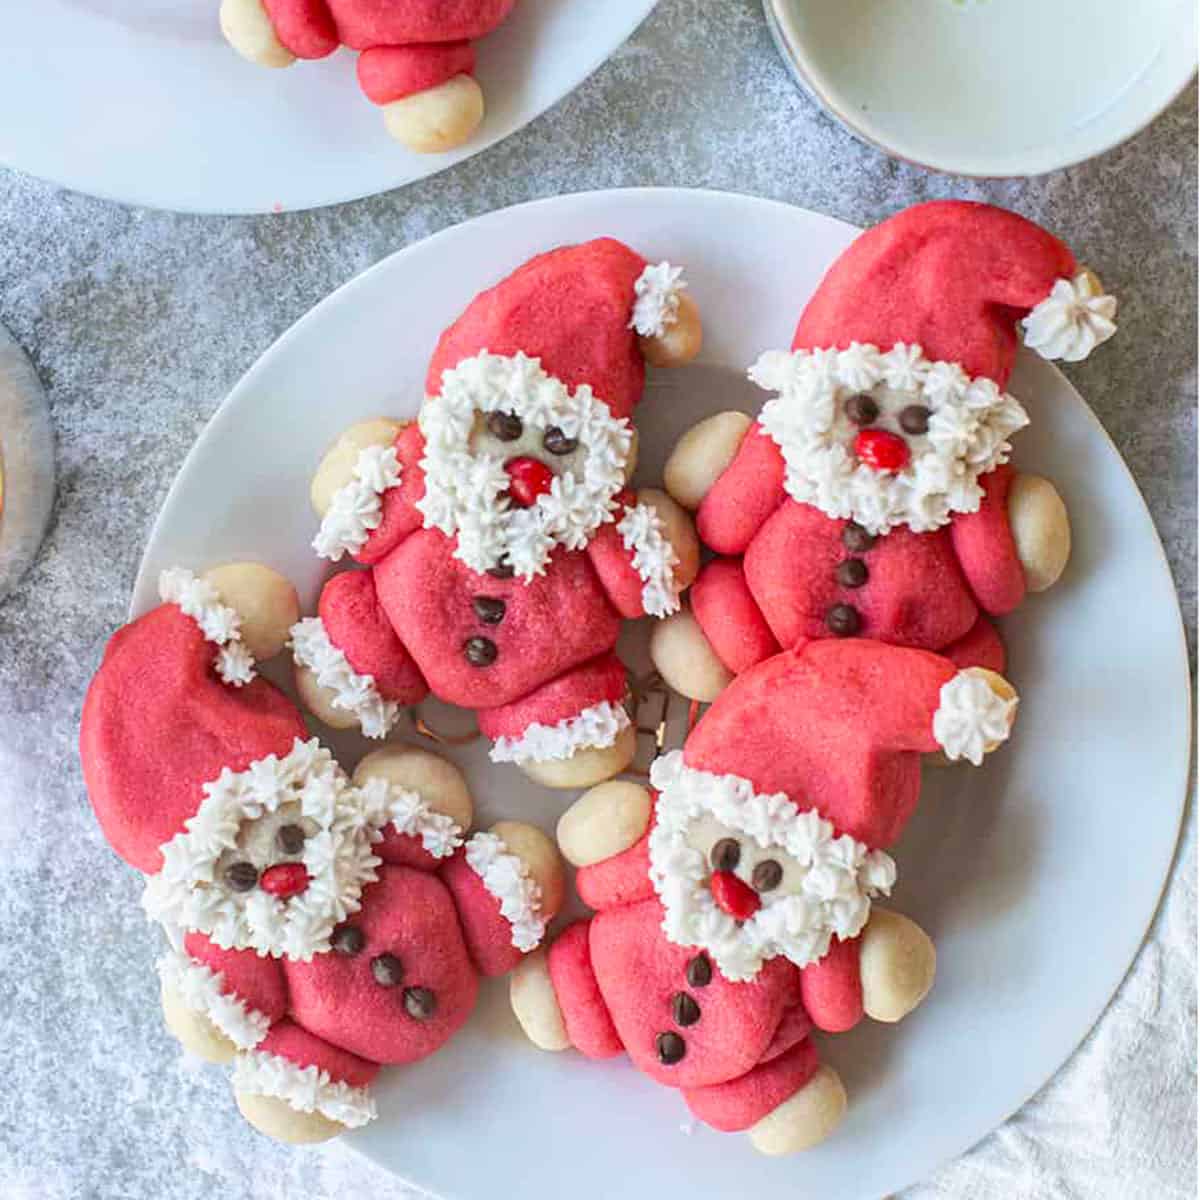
[417,352,634,581]
[751,342,1029,537]
[647,752,896,984]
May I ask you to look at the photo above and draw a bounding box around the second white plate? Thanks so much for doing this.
[132,189,1190,1199]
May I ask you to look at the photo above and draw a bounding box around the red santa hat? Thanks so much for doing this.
[81,569,464,959]
[793,200,1117,383]
[646,639,1016,982]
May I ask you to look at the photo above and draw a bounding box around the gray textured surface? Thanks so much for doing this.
[0,2,1194,1197]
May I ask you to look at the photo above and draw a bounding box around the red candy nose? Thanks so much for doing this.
[259,863,309,898]
[505,457,555,508]
[710,870,761,921]
[854,429,910,472]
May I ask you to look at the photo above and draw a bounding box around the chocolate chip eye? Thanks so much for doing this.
[899,405,931,435]
[277,824,306,855]
[845,393,879,426]
[752,860,783,892]
[711,838,740,873]
[543,426,579,456]
[332,925,365,956]
[487,411,523,442]
[226,860,259,893]
[371,953,404,987]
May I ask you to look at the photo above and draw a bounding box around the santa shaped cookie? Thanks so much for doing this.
[654,201,1117,703]
[511,637,1018,1154]
[80,562,564,1143]
[297,238,702,788]
[219,0,515,153]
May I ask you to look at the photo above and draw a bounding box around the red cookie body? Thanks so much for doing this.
[371,531,622,710]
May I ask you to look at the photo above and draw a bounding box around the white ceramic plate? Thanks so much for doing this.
[132,189,1190,1199]
[0,1,656,214]
[764,0,1198,176]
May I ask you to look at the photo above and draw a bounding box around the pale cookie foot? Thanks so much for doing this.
[649,609,732,703]
[860,909,936,1023]
[557,780,651,867]
[489,820,565,921]
[636,487,700,594]
[354,745,474,835]
[203,563,299,661]
[639,292,703,368]
[510,949,570,1052]
[1008,473,1071,592]
[382,75,484,153]
[294,662,360,730]
[219,0,295,68]
[235,1089,346,1144]
[519,723,638,790]
[311,418,408,518]
[664,411,752,511]
[748,1065,847,1156]
[161,981,238,1065]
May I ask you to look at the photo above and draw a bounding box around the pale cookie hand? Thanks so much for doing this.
[382,75,485,154]
[203,563,300,662]
[1008,472,1071,592]
[510,948,571,1052]
[557,781,652,867]
[748,1066,847,1156]
[858,909,936,1024]
[353,745,475,837]
[220,0,295,68]
[649,608,732,704]
[664,411,752,511]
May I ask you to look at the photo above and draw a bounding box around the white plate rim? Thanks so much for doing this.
[131,187,1193,1197]
[762,0,1199,178]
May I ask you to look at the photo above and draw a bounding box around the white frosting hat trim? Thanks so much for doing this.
[751,342,1030,537]
[159,568,256,688]
[312,443,403,563]
[417,352,633,580]
[489,699,631,766]
[616,501,682,618]
[288,616,400,740]
[464,830,546,953]
[156,948,271,1051]
[142,738,463,961]
[629,262,687,339]
[933,670,1017,766]
[1023,272,1118,364]
[647,752,896,984]
[232,1048,377,1129]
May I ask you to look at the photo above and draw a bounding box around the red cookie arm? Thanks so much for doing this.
[799,935,864,1034]
[356,423,427,566]
[950,465,1027,616]
[183,932,290,1025]
[547,921,624,1058]
[585,491,652,619]
[574,827,656,912]
[695,424,786,555]
[261,0,339,59]
[439,848,527,978]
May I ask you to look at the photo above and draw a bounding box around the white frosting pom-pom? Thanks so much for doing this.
[933,671,1018,766]
[1022,271,1118,364]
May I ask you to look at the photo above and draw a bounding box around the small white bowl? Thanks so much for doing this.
[764,0,1197,176]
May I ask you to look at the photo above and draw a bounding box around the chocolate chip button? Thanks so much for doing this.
[487,411,523,442]
[836,558,869,589]
[371,954,404,987]
[404,987,437,1021]
[472,596,506,625]
[487,561,515,580]
[656,1031,686,1065]
[543,426,579,456]
[685,954,712,988]
[899,405,931,435]
[842,522,876,553]
[845,393,879,426]
[672,993,701,1027]
[332,925,365,956]
[277,823,306,855]
[826,603,861,637]
[226,861,258,893]
[464,636,498,667]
